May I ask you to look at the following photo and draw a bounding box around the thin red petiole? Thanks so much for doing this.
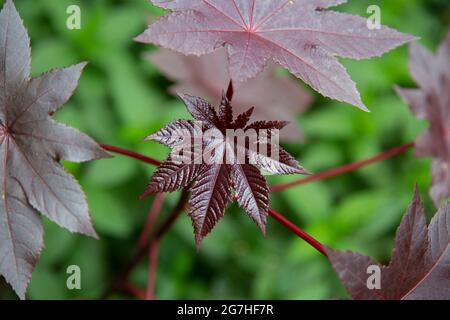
[100,142,414,191]
[100,144,162,167]
[100,189,190,299]
[139,193,165,300]
[122,282,146,300]
[268,208,327,257]
[270,142,414,193]
[146,240,159,300]
[98,142,414,266]
[139,193,165,248]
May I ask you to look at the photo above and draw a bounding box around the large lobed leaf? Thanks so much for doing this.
[327,187,450,300]
[143,93,306,246]
[137,0,415,110]
[0,0,109,299]
[396,30,450,207]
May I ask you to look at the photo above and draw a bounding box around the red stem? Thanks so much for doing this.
[101,189,190,299]
[100,142,414,193]
[271,142,414,193]
[139,193,165,300]
[268,208,327,257]
[138,193,165,248]
[122,283,146,300]
[145,240,159,300]
[98,141,414,273]
[100,144,162,167]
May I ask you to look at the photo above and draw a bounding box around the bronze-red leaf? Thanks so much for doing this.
[396,30,450,206]
[0,0,109,299]
[143,92,306,245]
[328,187,450,300]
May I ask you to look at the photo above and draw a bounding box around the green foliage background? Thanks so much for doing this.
[0,0,448,300]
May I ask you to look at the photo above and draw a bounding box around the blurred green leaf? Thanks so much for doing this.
[85,186,134,237]
[84,156,137,187]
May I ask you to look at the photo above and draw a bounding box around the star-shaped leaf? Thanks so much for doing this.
[142,93,306,246]
[0,0,109,299]
[147,48,312,140]
[137,0,415,110]
[327,187,450,300]
[396,30,450,207]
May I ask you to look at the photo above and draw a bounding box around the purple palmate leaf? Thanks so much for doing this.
[396,30,450,207]
[142,93,306,246]
[328,187,450,300]
[138,0,415,110]
[0,0,109,299]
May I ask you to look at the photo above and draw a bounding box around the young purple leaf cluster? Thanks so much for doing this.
[142,93,306,246]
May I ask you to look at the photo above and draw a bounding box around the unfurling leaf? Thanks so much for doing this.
[142,93,306,246]
[0,0,109,299]
[147,48,311,140]
[138,0,415,110]
[328,187,450,300]
[396,30,450,207]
